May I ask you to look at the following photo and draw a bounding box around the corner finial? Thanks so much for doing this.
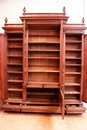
[23,7,26,14]
[5,17,8,24]
[63,6,66,13]
[82,17,85,24]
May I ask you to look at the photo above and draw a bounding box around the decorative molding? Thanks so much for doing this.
[26,20,61,24]
[23,13,66,17]
[64,24,85,27]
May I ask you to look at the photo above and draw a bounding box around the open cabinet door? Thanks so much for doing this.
[83,34,87,102]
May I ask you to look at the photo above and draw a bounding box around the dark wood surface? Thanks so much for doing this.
[83,34,87,102]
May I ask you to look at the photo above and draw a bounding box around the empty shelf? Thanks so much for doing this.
[7,80,23,83]
[7,71,22,74]
[65,83,81,86]
[28,57,59,59]
[65,72,81,74]
[8,88,23,92]
[8,38,23,41]
[28,70,60,73]
[8,46,23,49]
[28,49,60,52]
[65,90,80,94]
[29,42,60,44]
[66,40,82,43]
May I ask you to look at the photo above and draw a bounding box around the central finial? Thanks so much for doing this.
[23,7,26,14]
[63,6,66,13]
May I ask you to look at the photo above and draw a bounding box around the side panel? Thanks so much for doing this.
[0,34,7,106]
[83,34,87,102]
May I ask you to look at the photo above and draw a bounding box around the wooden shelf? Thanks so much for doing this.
[8,88,23,92]
[65,72,81,74]
[28,49,60,52]
[7,30,23,34]
[65,90,80,94]
[26,101,59,105]
[27,81,59,88]
[29,42,60,44]
[8,38,23,41]
[7,71,22,74]
[5,98,23,103]
[7,63,22,66]
[65,83,81,86]
[8,46,23,49]
[29,65,59,67]
[28,70,60,73]
[66,57,81,59]
[28,81,59,84]
[66,49,81,51]
[29,34,59,37]
[66,40,82,43]
[28,56,59,59]
[8,55,22,57]
[27,92,58,96]
[65,64,81,66]
[7,80,23,83]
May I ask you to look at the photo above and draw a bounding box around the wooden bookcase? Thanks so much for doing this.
[2,24,23,104]
[0,7,87,119]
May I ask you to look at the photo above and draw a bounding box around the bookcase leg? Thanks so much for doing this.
[61,99,64,119]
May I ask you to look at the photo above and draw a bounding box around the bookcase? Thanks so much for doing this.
[2,24,23,105]
[0,7,87,119]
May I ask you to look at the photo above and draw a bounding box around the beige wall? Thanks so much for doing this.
[0,0,87,33]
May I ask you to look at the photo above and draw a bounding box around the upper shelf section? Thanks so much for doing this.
[63,24,87,34]
[20,7,69,27]
[2,24,23,34]
[2,7,87,33]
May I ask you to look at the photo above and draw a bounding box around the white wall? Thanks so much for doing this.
[0,0,87,33]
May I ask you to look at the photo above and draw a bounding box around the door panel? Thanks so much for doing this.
[0,34,7,103]
[83,34,87,102]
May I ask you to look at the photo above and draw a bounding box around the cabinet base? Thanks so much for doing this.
[2,103,86,114]
[2,103,61,113]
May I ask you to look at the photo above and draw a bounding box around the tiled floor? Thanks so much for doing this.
[0,108,87,130]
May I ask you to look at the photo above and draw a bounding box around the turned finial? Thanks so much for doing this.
[82,17,85,24]
[63,6,66,13]
[23,7,26,14]
[5,17,8,24]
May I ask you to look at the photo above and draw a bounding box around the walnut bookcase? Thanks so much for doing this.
[0,7,87,119]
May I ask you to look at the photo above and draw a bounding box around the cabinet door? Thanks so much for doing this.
[83,34,87,102]
[0,34,7,103]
